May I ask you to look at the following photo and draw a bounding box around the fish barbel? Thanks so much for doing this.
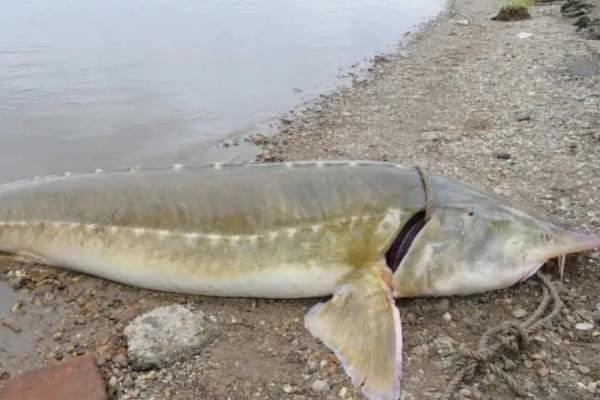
[1,161,598,400]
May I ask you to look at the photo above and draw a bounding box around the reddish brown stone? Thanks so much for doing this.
[0,355,107,400]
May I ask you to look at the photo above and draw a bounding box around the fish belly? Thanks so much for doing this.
[0,220,353,298]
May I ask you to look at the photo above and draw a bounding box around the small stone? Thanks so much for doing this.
[458,388,472,397]
[122,373,134,388]
[339,387,348,397]
[112,353,128,368]
[495,152,512,160]
[537,367,550,377]
[282,384,294,394]
[7,276,27,289]
[53,331,63,341]
[516,112,531,121]
[438,298,450,312]
[442,312,452,322]
[576,365,591,375]
[311,379,330,395]
[1,318,22,333]
[503,358,518,371]
[532,360,549,377]
[433,336,455,357]
[532,359,545,371]
[512,308,527,319]
[405,312,417,323]
[96,355,107,367]
[307,359,319,372]
[575,322,594,331]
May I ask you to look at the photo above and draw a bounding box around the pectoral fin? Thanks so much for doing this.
[305,266,402,400]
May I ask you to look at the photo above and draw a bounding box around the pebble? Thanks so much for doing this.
[575,322,594,331]
[311,379,330,395]
[307,359,319,372]
[512,307,527,319]
[433,336,455,357]
[442,312,452,322]
[438,298,450,312]
[96,355,107,367]
[7,276,27,290]
[532,359,549,377]
[537,367,550,377]
[516,112,531,121]
[458,388,472,397]
[339,387,348,397]
[282,384,294,394]
[495,152,512,160]
[576,365,591,375]
[112,353,129,368]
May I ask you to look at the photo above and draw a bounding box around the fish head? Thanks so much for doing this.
[391,179,600,297]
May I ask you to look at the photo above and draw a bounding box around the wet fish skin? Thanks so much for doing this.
[1,161,599,400]
[0,161,422,298]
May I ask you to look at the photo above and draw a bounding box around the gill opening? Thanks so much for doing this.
[385,211,426,272]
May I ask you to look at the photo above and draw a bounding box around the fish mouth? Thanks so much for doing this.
[385,211,426,272]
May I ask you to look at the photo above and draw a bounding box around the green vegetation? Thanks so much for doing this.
[492,0,533,21]
[503,0,534,7]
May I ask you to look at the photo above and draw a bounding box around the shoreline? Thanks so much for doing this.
[262,0,599,230]
[1,1,599,399]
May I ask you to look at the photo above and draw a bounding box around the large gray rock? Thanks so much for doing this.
[124,304,219,370]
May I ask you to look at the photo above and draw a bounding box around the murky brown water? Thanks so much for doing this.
[0,0,443,183]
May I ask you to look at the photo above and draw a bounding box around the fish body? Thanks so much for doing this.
[1,161,598,400]
[0,161,422,298]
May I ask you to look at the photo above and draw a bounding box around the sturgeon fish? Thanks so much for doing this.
[0,161,599,400]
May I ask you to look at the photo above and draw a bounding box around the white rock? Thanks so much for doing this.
[311,379,331,395]
[575,322,594,331]
[124,304,219,369]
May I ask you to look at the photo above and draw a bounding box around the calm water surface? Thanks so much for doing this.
[0,0,443,183]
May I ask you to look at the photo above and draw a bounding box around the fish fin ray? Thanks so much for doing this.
[305,266,402,400]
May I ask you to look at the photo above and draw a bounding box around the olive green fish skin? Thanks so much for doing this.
[0,162,426,298]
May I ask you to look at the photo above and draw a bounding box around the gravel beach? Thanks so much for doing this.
[1,1,599,399]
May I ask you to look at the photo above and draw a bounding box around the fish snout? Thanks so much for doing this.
[529,227,600,263]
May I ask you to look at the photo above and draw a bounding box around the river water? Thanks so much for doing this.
[0,0,443,183]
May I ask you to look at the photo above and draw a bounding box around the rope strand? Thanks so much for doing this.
[415,166,434,221]
[440,272,562,400]
[412,167,563,399]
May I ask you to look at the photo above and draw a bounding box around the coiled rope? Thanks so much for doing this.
[412,167,563,399]
[440,273,562,399]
